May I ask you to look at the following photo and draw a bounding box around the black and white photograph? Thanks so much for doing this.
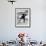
[15,8,31,28]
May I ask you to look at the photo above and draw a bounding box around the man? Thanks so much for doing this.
[20,13,27,23]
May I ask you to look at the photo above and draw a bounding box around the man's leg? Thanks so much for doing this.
[23,17,25,23]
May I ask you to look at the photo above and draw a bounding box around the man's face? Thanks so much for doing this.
[18,33,25,38]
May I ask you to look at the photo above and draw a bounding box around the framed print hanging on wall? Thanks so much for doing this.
[15,8,31,28]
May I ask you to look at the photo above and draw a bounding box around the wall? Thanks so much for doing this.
[0,0,46,42]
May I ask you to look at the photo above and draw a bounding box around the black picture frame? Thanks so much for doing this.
[15,8,31,28]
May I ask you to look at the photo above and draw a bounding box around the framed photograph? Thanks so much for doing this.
[15,8,31,28]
